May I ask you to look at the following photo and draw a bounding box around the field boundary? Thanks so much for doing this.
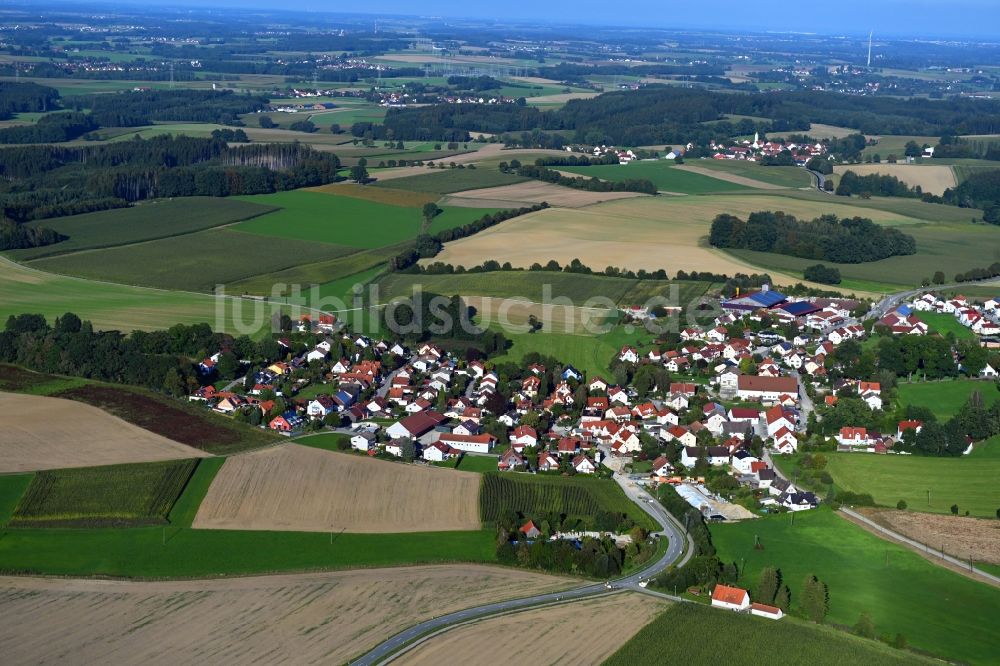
[839,508,1000,589]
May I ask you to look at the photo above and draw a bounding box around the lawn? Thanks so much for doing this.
[455,455,500,473]
[10,198,279,261]
[560,161,752,194]
[27,227,354,292]
[480,472,656,531]
[374,169,529,194]
[233,190,497,248]
[604,602,931,666]
[10,460,199,528]
[821,449,1000,518]
[896,378,1000,420]
[711,509,1000,664]
[914,311,975,339]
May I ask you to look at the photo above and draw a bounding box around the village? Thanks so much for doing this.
[186,282,1000,527]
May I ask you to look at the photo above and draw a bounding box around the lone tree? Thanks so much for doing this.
[422,202,442,224]
[349,165,369,183]
[853,611,877,639]
[897,499,908,510]
[757,567,780,605]
[799,574,829,623]
[951,504,959,515]
[774,584,791,611]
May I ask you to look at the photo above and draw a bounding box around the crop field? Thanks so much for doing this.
[680,159,813,188]
[378,271,640,304]
[821,450,1000,518]
[560,162,752,193]
[27,227,354,292]
[194,444,483,533]
[861,135,939,157]
[10,198,279,261]
[896,378,1000,420]
[0,390,209,473]
[54,384,278,455]
[833,164,957,195]
[859,508,1000,567]
[373,168,530,193]
[479,473,656,530]
[400,593,664,666]
[605,602,932,666]
[233,190,495,248]
[306,182,438,207]
[442,180,646,208]
[711,509,1000,664]
[465,296,614,335]
[428,195,915,292]
[914,311,976,339]
[0,256,291,335]
[10,460,198,528]
[771,123,859,140]
[0,565,571,664]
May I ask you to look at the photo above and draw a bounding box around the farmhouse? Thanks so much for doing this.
[437,432,497,454]
[386,411,447,441]
[711,584,750,611]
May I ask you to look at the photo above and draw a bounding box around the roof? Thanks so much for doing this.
[749,290,786,307]
[738,375,798,394]
[712,584,749,605]
[777,301,819,316]
[751,602,782,614]
[395,411,446,437]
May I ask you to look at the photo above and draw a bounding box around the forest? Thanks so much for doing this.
[0,112,97,144]
[0,136,340,222]
[80,89,268,127]
[709,211,917,263]
[371,87,1000,146]
[835,170,924,199]
[0,81,60,118]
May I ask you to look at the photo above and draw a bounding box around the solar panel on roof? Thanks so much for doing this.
[750,291,786,307]
[780,301,818,316]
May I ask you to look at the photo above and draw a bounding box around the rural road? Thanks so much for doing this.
[349,474,693,666]
[840,508,1000,587]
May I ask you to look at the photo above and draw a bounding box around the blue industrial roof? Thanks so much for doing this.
[896,304,912,315]
[749,290,786,307]
[779,301,820,316]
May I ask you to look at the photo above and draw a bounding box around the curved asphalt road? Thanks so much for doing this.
[349,474,693,666]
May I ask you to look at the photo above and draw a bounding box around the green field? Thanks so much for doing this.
[165,458,226,528]
[374,169,529,194]
[490,325,648,379]
[914,311,976,339]
[711,509,1000,664]
[819,449,1000,518]
[10,199,278,261]
[0,255,299,335]
[604,603,931,666]
[233,190,495,248]
[683,159,813,188]
[28,227,354,292]
[896,378,1000,420]
[0,470,495,577]
[561,161,752,194]
[10,460,198,528]
[479,473,656,531]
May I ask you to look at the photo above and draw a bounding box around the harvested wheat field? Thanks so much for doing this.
[193,443,481,533]
[861,508,1000,565]
[428,195,897,291]
[0,565,573,665]
[442,181,645,208]
[0,392,208,472]
[398,593,666,666]
[833,164,957,195]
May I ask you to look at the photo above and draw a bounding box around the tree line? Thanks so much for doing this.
[79,89,268,127]
[835,171,924,199]
[0,136,340,222]
[709,211,917,264]
[502,162,657,194]
[0,112,98,144]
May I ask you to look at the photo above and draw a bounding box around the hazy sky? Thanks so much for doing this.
[130,0,1000,39]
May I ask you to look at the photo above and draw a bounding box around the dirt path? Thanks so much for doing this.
[396,592,666,666]
[0,565,575,665]
[0,391,208,472]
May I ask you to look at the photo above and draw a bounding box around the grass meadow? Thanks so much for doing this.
[10,460,198,528]
[560,161,752,194]
[896,378,1000,420]
[711,509,1000,664]
[604,603,932,666]
[11,198,278,261]
[28,228,354,292]
[914,311,976,339]
[681,159,814,188]
[821,448,1000,518]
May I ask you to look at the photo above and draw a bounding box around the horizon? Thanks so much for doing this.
[35,0,1000,41]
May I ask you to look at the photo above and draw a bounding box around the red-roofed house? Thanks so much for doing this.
[711,584,750,611]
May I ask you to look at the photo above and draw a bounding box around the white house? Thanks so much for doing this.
[751,603,784,620]
[350,432,376,452]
